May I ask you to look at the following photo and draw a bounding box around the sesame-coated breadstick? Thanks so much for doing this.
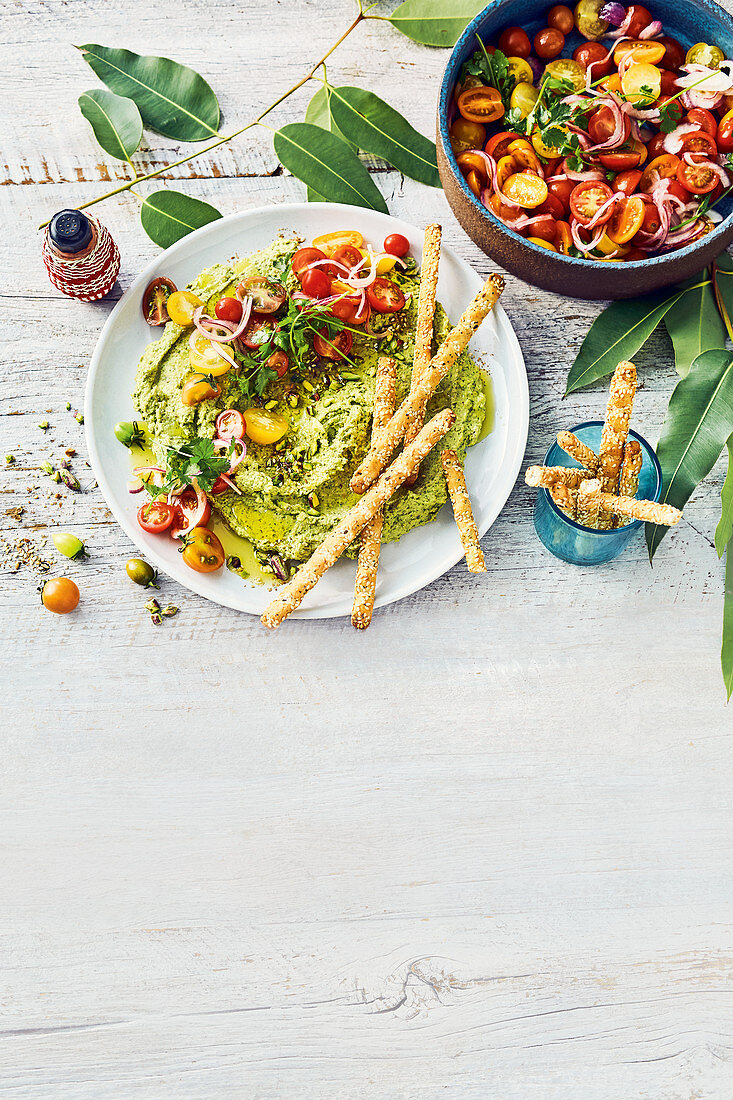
[597,361,637,528]
[576,477,601,528]
[525,465,593,489]
[550,481,577,520]
[261,408,455,629]
[599,492,681,526]
[614,439,643,528]
[403,223,442,486]
[557,431,599,473]
[351,357,397,629]
[441,448,486,573]
[350,273,504,494]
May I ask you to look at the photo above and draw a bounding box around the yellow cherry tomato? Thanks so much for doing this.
[496,154,519,189]
[686,42,724,69]
[507,137,543,174]
[621,62,661,106]
[532,128,563,158]
[506,56,534,85]
[594,231,630,256]
[189,331,233,377]
[312,230,364,257]
[243,408,289,445]
[509,81,539,118]
[526,237,558,250]
[181,374,221,407]
[503,171,549,209]
[449,117,487,155]
[574,0,609,40]
[166,290,205,327]
[544,57,586,90]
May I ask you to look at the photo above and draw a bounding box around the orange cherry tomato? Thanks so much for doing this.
[498,26,531,58]
[312,229,364,257]
[639,153,680,192]
[717,109,733,153]
[613,39,666,67]
[526,237,558,251]
[487,192,522,221]
[41,576,80,614]
[534,27,565,59]
[677,159,719,194]
[569,180,615,225]
[614,168,643,196]
[547,4,574,33]
[573,41,614,79]
[607,195,646,244]
[496,154,520,189]
[598,73,623,95]
[180,527,225,573]
[465,169,483,197]
[507,138,543,174]
[485,130,522,160]
[503,171,549,209]
[457,85,505,124]
[456,151,489,181]
[555,220,573,254]
[449,117,487,155]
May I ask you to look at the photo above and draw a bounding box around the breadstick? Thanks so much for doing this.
[261,408,455,629]
[576,477,601,528]
[441,449,486,573]
[599,492,681,526]
[618,440,642,498]
[550,481,577,519]
[351,357,397,629]
[403,223,442,487]
[525,465,593,489]
[350,273,504,494]
[557,431,598,473]
[597,361,637,528]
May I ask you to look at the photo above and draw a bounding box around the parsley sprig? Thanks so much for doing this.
[462,38,514,109]
[145,437,235,498]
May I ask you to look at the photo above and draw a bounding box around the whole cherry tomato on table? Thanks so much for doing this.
[569,181,615,226]
[573,41,614,79]
[498,26,531,58]
[41,577,80,614]
[383,233,410,257]
[534,28,565,59]
[180,527,226,573]
[301,268,332,299]
[137,500,176,535]
[214,296,243,324]
[547,4,574,33]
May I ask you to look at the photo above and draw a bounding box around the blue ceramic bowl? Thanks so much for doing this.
[533,421,662,564]
[436,0,733,299]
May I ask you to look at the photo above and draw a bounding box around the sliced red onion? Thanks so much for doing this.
[306,257,352,277]
[566,124,593,149]
[638,20,662,38]
[192,298,253,343]
[563,164,606,181]
[604,11,634,38]
[571,220,607,254]
[683,89,723,109]
[599,2,625,27]
[127,477,145,494]
[635,195,671,250]
[620,99,661,122]
[218,473,242,495]
[661,219,707,248]
[346,252,380,289]
[661,122,701,154]
[214,437,246,474]
[132,465,165,486]
[188,327,237,369]
[584,191,623,230]
[677,64,733,94]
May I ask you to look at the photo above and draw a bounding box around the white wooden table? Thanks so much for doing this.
[2,1,732,1096]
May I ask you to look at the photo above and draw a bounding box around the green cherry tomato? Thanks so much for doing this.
[126,558,160,588]
[52,532,86,560]
[114,420,146,449]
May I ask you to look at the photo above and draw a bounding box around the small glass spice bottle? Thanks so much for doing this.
[41,209,120,301]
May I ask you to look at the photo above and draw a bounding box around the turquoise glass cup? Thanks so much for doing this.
[533,421,662,566]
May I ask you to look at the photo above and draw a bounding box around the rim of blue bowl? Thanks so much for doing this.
[438,0,733,271]
[541,420,662,533]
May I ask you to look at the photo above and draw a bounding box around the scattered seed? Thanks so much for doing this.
[74,413,84,424]
[38,421,49,431]
[65,402,71,411]
[5,455,15,465]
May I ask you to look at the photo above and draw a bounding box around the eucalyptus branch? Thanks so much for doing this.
[38,8,365,229]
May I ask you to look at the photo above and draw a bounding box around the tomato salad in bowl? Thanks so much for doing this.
[447,1,733,261]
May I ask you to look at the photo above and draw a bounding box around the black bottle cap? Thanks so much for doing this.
[49,209,93,254]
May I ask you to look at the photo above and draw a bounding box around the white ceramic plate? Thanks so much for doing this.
[86,203,528,618]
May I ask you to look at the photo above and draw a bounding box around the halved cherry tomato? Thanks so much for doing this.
[598,73,623,95]
[332,243,364,272]
[465,169,482,197]
[547,177,575,214]
[243,408,289,444]
[238,276,286,313]
[210,477,229,496]
[607,195,646,244]
[266,350,290,378]
[142,277,176,326]
[613,39,666,67]
[215,296,243,324]
[599,146,644,171]
[312,230,364,257]
[181,374,220,407]
[679,131,718,159]
[496,154,519,190]
[640,153,680,192]
[677,159,719,194]
[507,138,543,174]
[686,108,718,136]
[485,130,521,160]
[313,327,354,359]
[301,268,332,299]
[450,117,487,155]
[330,293,370,326]
[137,500,176,535]
[498,26,531,57]
[457,86,504,124]
[573,41,614,79]
[241,315,277,349]
[520,215,557,243]
[555,220,573,254]
[167,290,205,327]
[658,35,685,69]
[588,105,631,145]
[292,247,328,280]
[646,131,668,159]
[614,168,643,196]
[542,157,562,179]
[536,194,565,220]
[215,409,247,440]
[640,202,661,235]
[504,171,548,208]
[170,485,211,540]
[569,180,614,225]
[383,233,409,257]
[180,527,225,573]
[717,109,733,152]
[487,192,521,221]
[366,276,406,313]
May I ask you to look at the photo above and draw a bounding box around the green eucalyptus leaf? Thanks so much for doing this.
[713,250,733,337]
[304,85,354,202]
[565,288,683,395]
[722,541,733,701]
[78,88,142,161]
[663,271,725,378]
[646,348,733,560]
[715,435,733,557]
[328,86,440,187]
[388,0,485,47]
[273,123,387,212]
[78,44,220,141]
[140,190,222,248]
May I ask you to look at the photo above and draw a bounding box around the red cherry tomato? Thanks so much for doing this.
[547,4,574,33]
[658,35,685,70]
[646,132,668,159]
[569,180,615,226]
[687,108,719,137]
[588,105,631,145]
[485,130,522,160]
[598,148,644,171]
[137,500,176,535]
[658,69,680,97]
[383,233,410,257]
[624,4,653,36]
[717,110,733,153]
[214,296,243,324]
[679,131,718,159]
[210,477,229,496]
[266,350,290,378]
[573,41,614,79]
[215,409,247,440]
[614,168,643,196]
[535,193,565,219]
[366,276,406,314]
[292,247,333,280]
[547,177,575,214]
[520,214,557,243]
[666,179,690,204]
[624,247,648,261]
[313,327,354,360]
[498,26,531,59]
[241,315,277,349]
[330,293,370,326]
[534,27,564,59]
[640,202,661,235]
[332,243,364,272]
[677,159,719,194]
[170,485,212,539]
[301,268,332,299]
